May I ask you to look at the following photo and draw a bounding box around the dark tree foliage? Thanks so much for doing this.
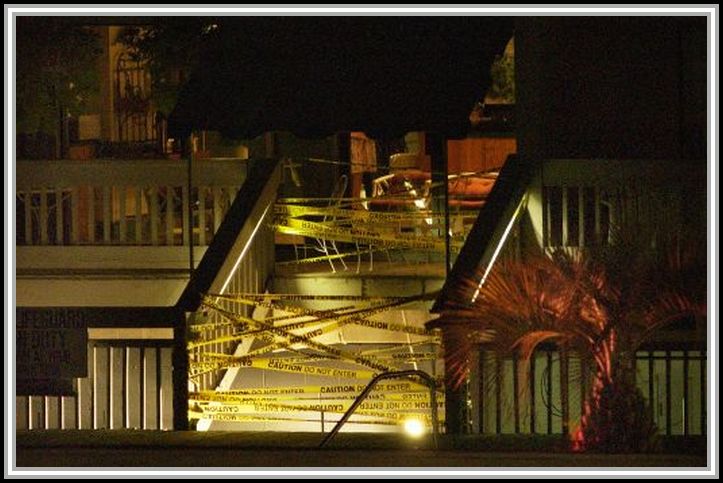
[16,17,101,135]
[117,18,221,116]
[487,40,515,103]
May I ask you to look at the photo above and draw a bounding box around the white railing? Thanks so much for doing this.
[15,159,247,247]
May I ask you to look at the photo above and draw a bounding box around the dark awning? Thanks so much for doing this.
[168,17,513,140]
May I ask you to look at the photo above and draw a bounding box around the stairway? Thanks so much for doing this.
[191,261,446,433]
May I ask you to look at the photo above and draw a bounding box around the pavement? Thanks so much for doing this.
[12,431,709,470]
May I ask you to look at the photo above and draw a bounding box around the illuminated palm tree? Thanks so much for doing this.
[441,228,705,452]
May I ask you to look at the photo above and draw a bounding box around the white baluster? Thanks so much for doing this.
[135,187,143,244]
[24,191,32,244]
[55,188,64,245]
[119,187,127,244]
[88,187,96,243]
[150,187,159,246]
[165,186,174,246]
[39,187,48,245]
[103,186,111,244]
[71,187,79,244]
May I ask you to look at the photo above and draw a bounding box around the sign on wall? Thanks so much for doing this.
[16,308,88,381]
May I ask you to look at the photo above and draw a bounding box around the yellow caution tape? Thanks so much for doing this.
[188,320,238,332]
[273,217,458,251]
[187,296,439,384]
[277,195,437,205]
[207,293,411,302]
[197,298,429,373]
[201,351,437,365]
[350,318,431,336]
[359,340,441,356]
[241,312,432,338]
[195,305,359,366]
[276,248,379,266]
[187,331,266,350]
[202,401,444,419]
[187,289,445,421]
[191,345,439,368]
[190,357,379,379]
[207,294,434,337]
[190,339,309,380]
[189,410,399,425]
[189,390,435,403]
[193,380,433,397]
[371,352,438,362]
[261,305,357,323]
[274,203,446,222]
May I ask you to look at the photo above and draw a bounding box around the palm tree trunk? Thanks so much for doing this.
[611,347,637,388]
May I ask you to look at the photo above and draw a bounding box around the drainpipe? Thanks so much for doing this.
[173,307,190,430]
[173,134,195,431]
[442,327,468,435]
[187,133,195,283]
[426,132,450,273]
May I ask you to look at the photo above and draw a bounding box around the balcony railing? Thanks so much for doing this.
[537,158,705,251]
[16,158,247,247]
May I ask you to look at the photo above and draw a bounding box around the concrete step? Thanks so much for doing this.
[273,261,446,311]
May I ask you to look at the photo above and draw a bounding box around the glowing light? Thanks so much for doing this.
[403,418,426,437]
[471,198,525,303]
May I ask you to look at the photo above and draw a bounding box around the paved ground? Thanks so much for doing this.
[14,447,708,469]
[13,431,708,470]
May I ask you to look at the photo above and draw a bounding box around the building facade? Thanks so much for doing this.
[432,17,708,438]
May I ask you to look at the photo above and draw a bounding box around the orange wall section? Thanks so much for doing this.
[447,137,516,174]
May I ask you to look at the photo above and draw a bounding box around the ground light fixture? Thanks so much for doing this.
[403,418,426,438]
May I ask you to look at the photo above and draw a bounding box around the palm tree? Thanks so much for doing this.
[441,227,705,452]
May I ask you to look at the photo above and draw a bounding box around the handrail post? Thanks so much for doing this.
[318,370,439,449]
